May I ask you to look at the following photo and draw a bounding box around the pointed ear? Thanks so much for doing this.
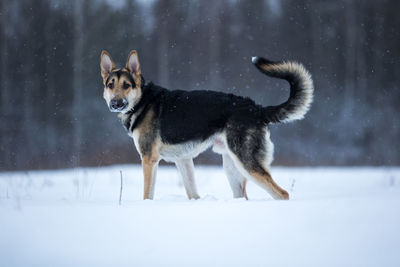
[125,50,141,77]
[100,50,115,81]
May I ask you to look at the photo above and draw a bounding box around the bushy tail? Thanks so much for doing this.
[252,56,314,123]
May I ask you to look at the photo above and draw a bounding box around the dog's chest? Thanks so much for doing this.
[118,112,137,133]
[131,129,141,155]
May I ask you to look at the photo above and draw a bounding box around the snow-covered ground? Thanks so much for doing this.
[1,165,399,267]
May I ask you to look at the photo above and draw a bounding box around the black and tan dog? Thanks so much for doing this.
[100,50,313,200]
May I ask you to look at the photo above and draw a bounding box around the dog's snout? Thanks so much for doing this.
[110,99,128,111]
[110,99,124,109]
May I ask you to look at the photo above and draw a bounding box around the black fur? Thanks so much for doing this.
[126,82,268,146]
[106,69,136,88]
[225,122,267,174]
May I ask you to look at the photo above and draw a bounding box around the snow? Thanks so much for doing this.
[1,165,400,267]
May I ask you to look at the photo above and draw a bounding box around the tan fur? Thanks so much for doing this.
[137,110,158,154]
[132,108,161,200]
[142,147,160,199]
[136,110,155,142]
[249,171,289,200]
[141,137,161,199]
[101,50,143,111]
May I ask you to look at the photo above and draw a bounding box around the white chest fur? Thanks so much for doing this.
[131,129,141,156]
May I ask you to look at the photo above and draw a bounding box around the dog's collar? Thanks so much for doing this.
[125,108,135,115]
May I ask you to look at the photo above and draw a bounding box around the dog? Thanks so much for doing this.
[100,50,313,200]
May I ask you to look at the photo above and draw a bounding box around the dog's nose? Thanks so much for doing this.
[110,99,127,110]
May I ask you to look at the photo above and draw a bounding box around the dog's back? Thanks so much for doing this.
[143,85,265,144]
[132,56,314,146]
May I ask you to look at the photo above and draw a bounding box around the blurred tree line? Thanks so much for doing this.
[0,0,399,171]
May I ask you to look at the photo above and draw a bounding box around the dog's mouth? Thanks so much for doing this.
[109,99,128,112]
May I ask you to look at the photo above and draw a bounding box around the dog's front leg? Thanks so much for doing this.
[142,155,159,200]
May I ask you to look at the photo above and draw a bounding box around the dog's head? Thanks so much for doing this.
[100,50,143,113]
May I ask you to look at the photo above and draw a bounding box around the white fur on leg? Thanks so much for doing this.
[175,158,200,199]
[148,166,157,199]
[222,153,246,198]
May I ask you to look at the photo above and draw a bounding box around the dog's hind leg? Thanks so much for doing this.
[249,167,288,200]
[175,158,200,200]
[226,127,289,200]
[229,153,288,200]
[223,154,248,199]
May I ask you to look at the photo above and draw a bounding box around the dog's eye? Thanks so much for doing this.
[108,83,113,89]
[122,82,130,90]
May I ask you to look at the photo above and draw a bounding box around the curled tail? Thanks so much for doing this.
[252,56,314,123]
